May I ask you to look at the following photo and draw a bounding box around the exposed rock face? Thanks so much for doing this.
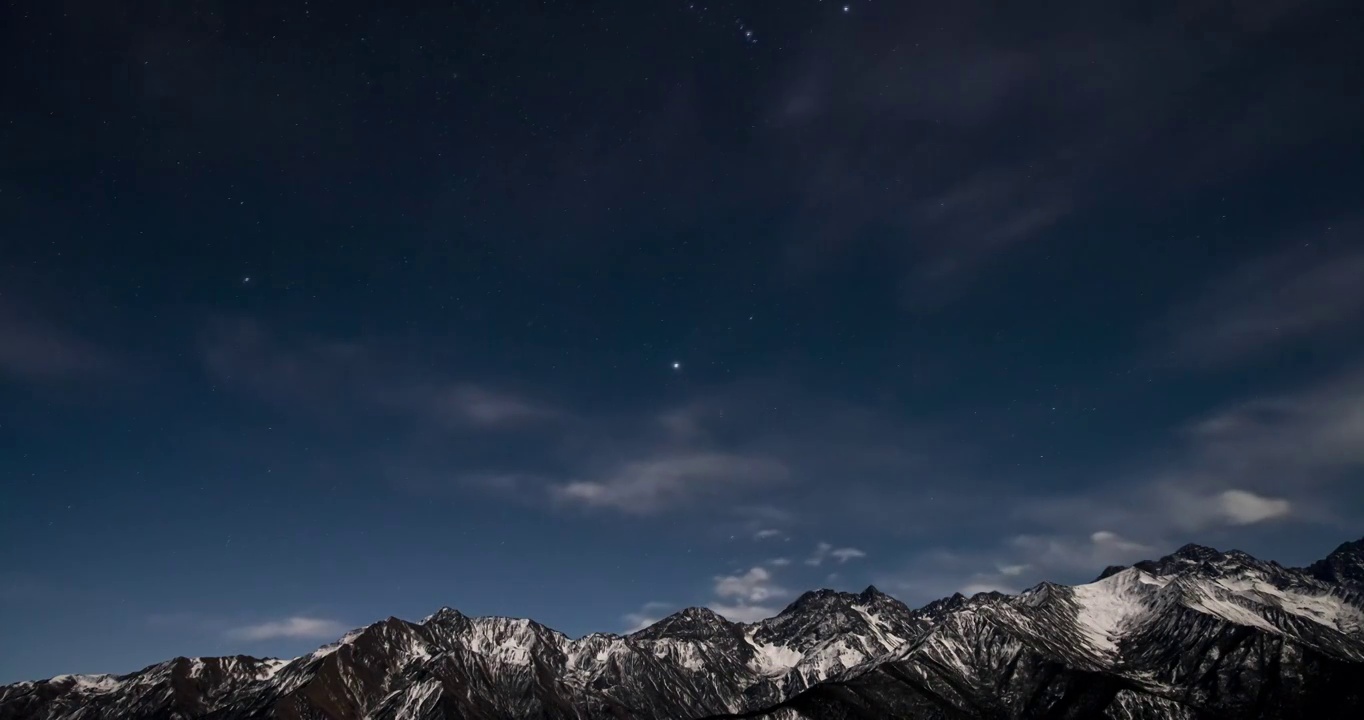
[4,538,1363,719]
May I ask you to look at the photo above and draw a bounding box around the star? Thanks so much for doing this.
[672,361,681,370]
[242,276,251,284]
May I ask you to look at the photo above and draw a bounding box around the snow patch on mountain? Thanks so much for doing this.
[1070,569,1154,654]
[310,627,366,659]
[256,658,291,680]
[745,630,803,676]
[1212,575,1364,634]
[850,603,906,649]
[49,674,121,693]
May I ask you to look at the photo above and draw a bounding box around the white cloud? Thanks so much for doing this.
[805,542,832,565]
[1182,374,1364,485]
[1012,368,1364,564]
[705,562,792,624]
[767,557,792,567]
[876,547,1024,605]
[714,567,785,604]
[1090,531,1151,554]
[1009,531,1154,575]
[226,616,347,642]
[708,602,779,623]
[753,528,783,540]
[960,581,1013,596]
[622,602,672,633]
[830,547,866,563]
[1215,489,1291,525]
[805,541,866,566]
[553,452,789,515]
[879,531,1151,605]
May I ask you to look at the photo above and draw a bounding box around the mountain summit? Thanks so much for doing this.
[4,536,1363,719]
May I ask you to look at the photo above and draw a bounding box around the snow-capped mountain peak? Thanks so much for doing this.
[5,536,1363,719]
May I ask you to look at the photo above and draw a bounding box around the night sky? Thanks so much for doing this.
[3,0,1363,684]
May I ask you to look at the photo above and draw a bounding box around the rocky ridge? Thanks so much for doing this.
[3,538,1362,719]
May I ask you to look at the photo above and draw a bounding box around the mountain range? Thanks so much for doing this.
[3,537,1362,719]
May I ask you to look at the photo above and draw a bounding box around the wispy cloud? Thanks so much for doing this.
[707,602,780,624]
[622,602,672,634]
[1214,490,1292,525]
[376,383,561,429]
[765,1,1343,303]
[0,304,110,382]
[878,547,1023,603]
[226,616,348,642]
[552,452,789,515]
[1027,365,1364,539]
[928,370,1364,596]
[831,547,867,563]
[805,541,867,567]
[1010,531,1155,575]
[909,167,1073,286]
[202,317,557,431]
[875,363,1364,602]
[728,504,799,538]
[880,530,1153,604]
[1162,234,1364,367]
[1179,371,1364,490]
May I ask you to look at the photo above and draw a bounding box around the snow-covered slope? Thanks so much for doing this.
[4,537,1363,719]
[758,541,1364,719]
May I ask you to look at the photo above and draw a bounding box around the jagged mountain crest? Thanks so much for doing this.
[631,606,736,641]
[1308,537,1364,588]
[4,535,1363,719]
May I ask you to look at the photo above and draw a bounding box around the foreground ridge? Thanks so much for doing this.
[4,537,1363,719]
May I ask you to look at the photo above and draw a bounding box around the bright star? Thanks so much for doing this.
[672,362,681,370]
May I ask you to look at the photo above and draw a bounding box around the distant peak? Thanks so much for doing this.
[1018,582,1063,605]
[858,584,889,602]
[779,588,856,616]
[422,607,467,625]
[1306,537,1364,587]
[1172,543,1223,561]
[1328,537,1364,558]
[1095,564,1129,581]
[631,606,734,639]
[1127,542,1227,577]
[677,606,726,621]
[920,592,968,615]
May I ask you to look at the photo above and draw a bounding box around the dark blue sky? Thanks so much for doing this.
[2,0,1362,684]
